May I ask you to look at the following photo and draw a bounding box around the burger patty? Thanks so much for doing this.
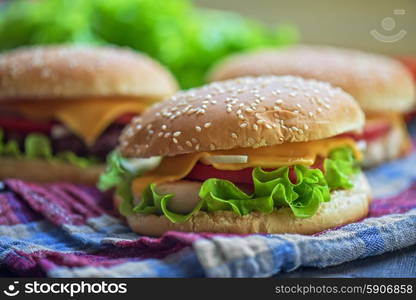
[2,123,125,161]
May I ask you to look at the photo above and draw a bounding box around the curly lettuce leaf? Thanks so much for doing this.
[119,146,358,222]
[98,151,162,216]
[0,129,97,168]
[324,147,359,190]
[0,129,22,157]
[97,151,126,191]
[127,165,331,222]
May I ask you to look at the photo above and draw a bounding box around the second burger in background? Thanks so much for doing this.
[0,46,177,184]
[209,45,416,167]
[103,76,371,236]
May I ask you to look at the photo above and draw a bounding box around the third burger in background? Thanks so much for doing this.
[103,76,371,236]
[209,45,416,167]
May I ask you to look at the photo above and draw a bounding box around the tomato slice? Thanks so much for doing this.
[397,56,416,80]
[186,163,254,184]
[404,110,416,122]
[185,159,325,185]
[114,113,137,125]
[340,119,391,142]
[0,117,53,134]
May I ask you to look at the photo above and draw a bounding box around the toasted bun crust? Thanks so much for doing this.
[0,45,178,102]
[209,45,416,113]
[121,172,371,236]
[0,158,105,185]
[119,76,365,158]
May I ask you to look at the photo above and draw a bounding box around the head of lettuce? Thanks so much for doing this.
[100,76,372,236]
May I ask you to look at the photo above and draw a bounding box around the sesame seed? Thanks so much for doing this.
[275,99,283,104]
[209,144,216,151]
[172,138,178,144]
[308,112,314,117]
[186,141,192,147]
[231,132,238,139]
[195,144,200,151]
[164,132,171,138]
[296,104,302,109]
[173,131,182,137]
[158,132,163,137]
[195,126,202,132]
[191,138,198,143]
[304,124,309,130]
[253,124,259,131]
[226,107,232,113]
[273,106,281,111]
[317,107,323,113]
[161,125,167,130]
[204,122,212,128]
[240,123,248,128]
[256,119,265,125]
[177,145,184,151]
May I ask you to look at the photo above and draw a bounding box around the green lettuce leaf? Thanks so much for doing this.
[133,184,204,223]
[0,129,97,168]
[0,129,22,157]
[324,147,359,190]
[118,146,359,222]
[98,151,162,216]
[24,134,53,159]
[97,151,126,191]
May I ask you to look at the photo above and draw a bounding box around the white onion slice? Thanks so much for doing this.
[121,156,161,174]
[356,140,367,152]
[51,125,70,138]
[202,155,248,164]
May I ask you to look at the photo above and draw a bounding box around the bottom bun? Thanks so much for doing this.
[0,157,105,185]
[123,172,371,236]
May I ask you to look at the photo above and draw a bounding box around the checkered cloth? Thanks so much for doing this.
[1,121,415,277]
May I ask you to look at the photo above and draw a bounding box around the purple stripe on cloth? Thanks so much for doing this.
[4,179,114,226]
[2,232,200,276]
[369,182,416,217]
[0,192,42,225]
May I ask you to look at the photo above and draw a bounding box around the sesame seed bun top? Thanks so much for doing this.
[0,45,178,102]
[119,76,365,158]
[209,45,416,113]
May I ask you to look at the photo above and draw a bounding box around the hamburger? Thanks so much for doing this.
[209,45,416,167]
[0,46,177,184]
[105,76,371,236]
[397,56,416,122]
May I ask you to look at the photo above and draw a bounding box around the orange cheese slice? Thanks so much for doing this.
[9,99,148,145]
[132,137,360,196]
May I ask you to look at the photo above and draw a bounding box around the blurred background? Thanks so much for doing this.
[0,0,414,89]
[196,0,416,55]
